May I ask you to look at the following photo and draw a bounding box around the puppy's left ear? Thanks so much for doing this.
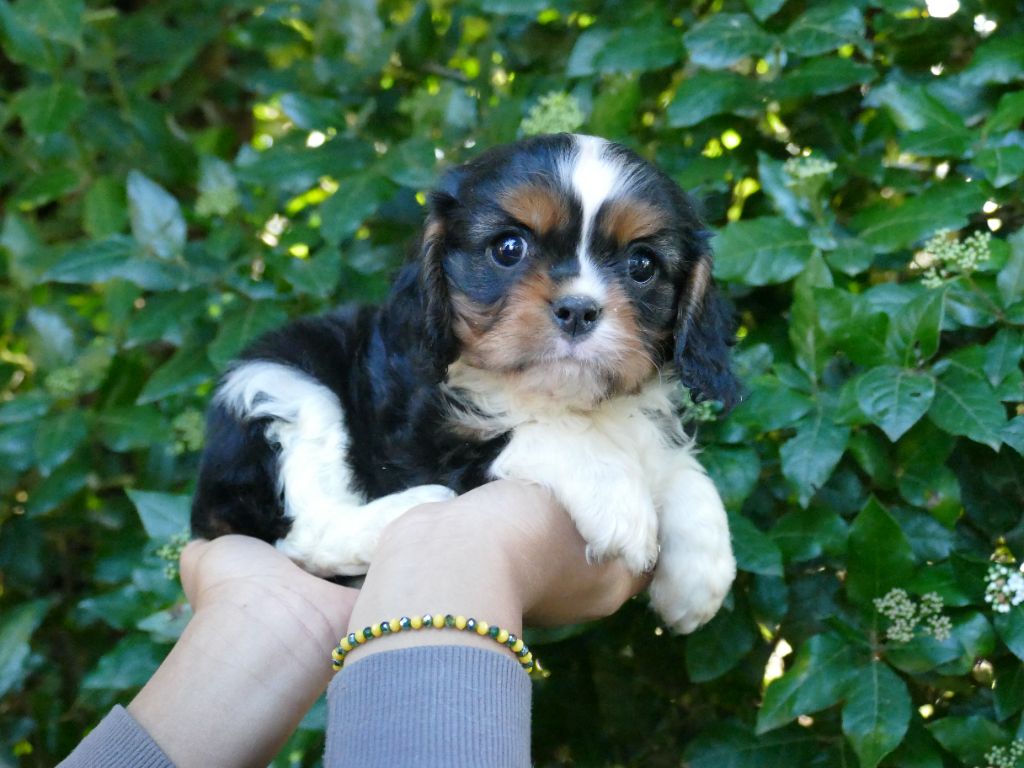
[416,171,464,377]
[674,248,741,411]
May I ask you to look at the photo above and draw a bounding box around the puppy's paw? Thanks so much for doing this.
[648,543,735,634]
[576,493,659,575]
[366,484,457,517]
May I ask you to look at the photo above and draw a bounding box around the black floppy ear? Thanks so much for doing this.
[416,171,464,377]
[674,247,741,411]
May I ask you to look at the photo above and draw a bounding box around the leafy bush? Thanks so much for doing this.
[1,0,1022,765]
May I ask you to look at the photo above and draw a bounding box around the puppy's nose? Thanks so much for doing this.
[552,295,602,338]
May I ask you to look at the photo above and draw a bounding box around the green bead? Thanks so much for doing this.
[381,621,391,633]
[399,617,411,630]
[506,633,517,646]
[444,614,455,628]
[363,627,373,641]
[488,625,500,639]
[466,618,477,630]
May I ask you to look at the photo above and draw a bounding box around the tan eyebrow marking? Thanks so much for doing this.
[499,184,571,235]
[601,200,668,246]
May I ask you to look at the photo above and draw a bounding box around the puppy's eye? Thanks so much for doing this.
[489,235,528,267]
[627,248,657,284]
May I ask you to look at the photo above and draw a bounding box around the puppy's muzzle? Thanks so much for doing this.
[551,295,602,339]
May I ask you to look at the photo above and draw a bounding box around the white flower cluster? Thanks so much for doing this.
[784,155,837,180]
[155,530,191,581]
[172,408,206,455]
[985,563,1024,614]
[520,92,585,137]
[977,740,1024,768]
[919,229,992,288]
[873,588,952,643]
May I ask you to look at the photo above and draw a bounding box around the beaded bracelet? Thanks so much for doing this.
[331,613,536,673]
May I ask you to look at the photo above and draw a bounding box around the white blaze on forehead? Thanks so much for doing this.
[561,135,629,301]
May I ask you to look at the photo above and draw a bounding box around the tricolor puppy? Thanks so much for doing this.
[192,133,739,633]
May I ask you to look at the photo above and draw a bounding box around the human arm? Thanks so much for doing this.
[123,535,356,768]
[327,480,648,766]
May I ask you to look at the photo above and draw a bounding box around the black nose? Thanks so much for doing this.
[552,295,602,338]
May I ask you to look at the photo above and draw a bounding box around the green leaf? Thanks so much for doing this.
[590,25,683,74]
[11,167,79,210]
[96,406,169,452]
[82,635,163,692]
[986,90,1024,134]
[12,82,85,134]
[856,367,935,442]
[998,229,1024,308]
[771,57,876,100]
[789,252,834,377]
[319,174,394,246]
[961,36,1024,86]
[995,607,1024,662]
[136,344,216,404]
[841,661,911,768]
[976,144,1024,188]
[684,722,818,767]
[45,236,183,290]
[779,411,850,507]
[668,70,759,127]
[84,176,129,239]
[845,498,915,608]
[926,716,1009,767]
[850,182,985,252]
[128,171,187,260]
[683,14,773,70]
[744,0,785,21]
[18,0,83,47]
[32,411,87,476]
[208,301,289,370]
[702,446,760,511]
[685,602,756,682]
[757,633,861,733]
[714,218,816,286]
[770,506,848,563]
[126,489,191,540]
[730,376,814,431]
[886,288,945,366]
[984,328,1024,386]
[993,659,1024,721]
[0,599,50,699]
[782,4,864,56]
[929,366,1005,450]
[1003,416,1024,456]
[728,512,783,577]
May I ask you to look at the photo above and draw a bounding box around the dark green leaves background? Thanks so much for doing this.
[1,0,1023,765]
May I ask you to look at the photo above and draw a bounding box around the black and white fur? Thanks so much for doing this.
[192,134,739,633]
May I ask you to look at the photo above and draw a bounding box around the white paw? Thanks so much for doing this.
[577,492,659,575]
[648,544,736,634]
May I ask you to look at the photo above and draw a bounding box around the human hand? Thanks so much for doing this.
[342,480,649,665]
[128,536,357,768]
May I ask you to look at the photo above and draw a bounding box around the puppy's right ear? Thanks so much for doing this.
[417,168,464,376]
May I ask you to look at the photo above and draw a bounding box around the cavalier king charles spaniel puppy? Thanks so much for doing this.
[191,133,739,633]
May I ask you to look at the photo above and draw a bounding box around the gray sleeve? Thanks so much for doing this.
[325,645,533,768]
[57,705,175,768]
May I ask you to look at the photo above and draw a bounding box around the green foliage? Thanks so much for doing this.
[1,0,1022,766]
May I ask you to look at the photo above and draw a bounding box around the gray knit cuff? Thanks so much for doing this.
[326,645,533,767]
[57,705,174,768]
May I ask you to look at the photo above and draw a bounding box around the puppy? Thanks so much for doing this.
[191,133,739,633]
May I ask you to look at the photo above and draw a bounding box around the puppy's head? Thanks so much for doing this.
[418,134,739,409]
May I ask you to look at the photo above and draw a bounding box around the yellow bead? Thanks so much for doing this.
[520,652,533,664]
[389,617,401,633]
[455,615,467,630]
[340,638,354,652]
[432,614,445,629]
[355,633,367,644]
[511,639,524,653]
[475,621,489,636]
[411,616,423,630]
[331,648,344,661]
[496,629,509,644]
[371,623,383,638]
